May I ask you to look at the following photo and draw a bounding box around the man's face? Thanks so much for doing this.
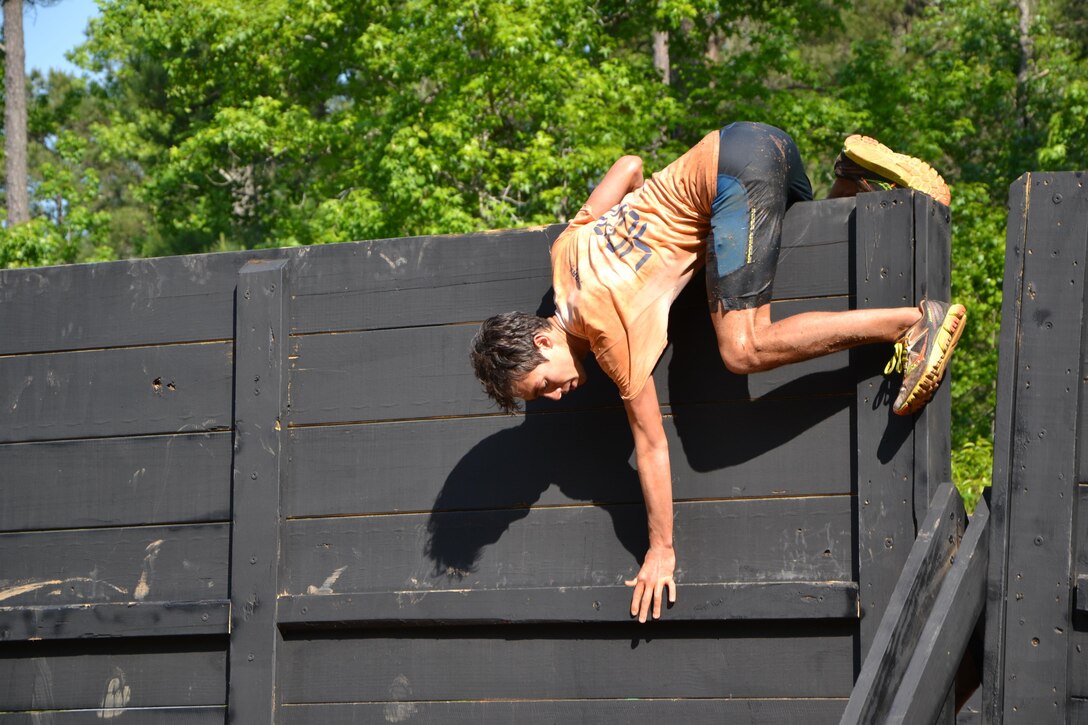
[513,334,586,403]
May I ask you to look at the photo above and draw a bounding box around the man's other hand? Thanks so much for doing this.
[625,545,676,623]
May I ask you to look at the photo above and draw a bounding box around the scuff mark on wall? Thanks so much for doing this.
[9,375,33,412]
[383,674,417,722]
[134,539,164,601]
[0,580,63,602]
[306,566,347,595]
[97,668,131,719]
[0,577,131,603]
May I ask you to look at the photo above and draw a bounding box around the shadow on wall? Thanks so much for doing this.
[424,280,910,580]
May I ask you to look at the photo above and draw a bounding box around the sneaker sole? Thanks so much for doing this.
[894,304,967,415]
[843,135,951,207]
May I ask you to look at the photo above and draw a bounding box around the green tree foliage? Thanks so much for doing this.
[7,0,1088,503]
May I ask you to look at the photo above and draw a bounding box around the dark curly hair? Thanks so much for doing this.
[469,312,551,413]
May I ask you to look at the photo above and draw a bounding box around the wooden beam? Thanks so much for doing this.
[839,482,965,724]
[281,497,853,597]
[279,699,847,725]
[0,523,228,607]
[278,622,857,702]
[982,173,1030,723]
[0,709,225,724]
[227,259,290,724]
[0,638,226,711]
[983,172,1088,722]
[885,498,989,723]
[854,188,922,653]
[284,399,853,518]
[0,342,232,444]
[0,432,231,532]
[278,581,859,627]
[0,599,229,641]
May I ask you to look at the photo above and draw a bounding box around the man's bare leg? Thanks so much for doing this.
[712,303,919,375]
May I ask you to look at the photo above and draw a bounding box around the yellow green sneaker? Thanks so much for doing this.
[837,134,951,207]
[885,300,967,416]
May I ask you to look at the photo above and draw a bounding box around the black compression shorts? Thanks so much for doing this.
[706,122,814,312]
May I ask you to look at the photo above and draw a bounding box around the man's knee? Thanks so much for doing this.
[714,306,772,375]
[717,330,765,375]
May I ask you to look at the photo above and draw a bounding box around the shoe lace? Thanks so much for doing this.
[885,340,907,375]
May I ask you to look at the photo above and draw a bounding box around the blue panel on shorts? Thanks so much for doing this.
[711,174,750,279]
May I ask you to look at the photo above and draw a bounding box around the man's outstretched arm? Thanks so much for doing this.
[622,375,676,622]
[583,155,644,213]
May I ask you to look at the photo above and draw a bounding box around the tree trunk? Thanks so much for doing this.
[3,0,30,225]
[1016,0,1034,129]
[652,30,669,85]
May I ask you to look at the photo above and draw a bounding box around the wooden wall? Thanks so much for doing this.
[0,190,950,724]
[983,171,1088,723]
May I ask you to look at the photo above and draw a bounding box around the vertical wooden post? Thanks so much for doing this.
[912,194,953,515]
[854,189,920,654]
[983,173,1088,722]
[911,193,957,722]
[228,259,290,724]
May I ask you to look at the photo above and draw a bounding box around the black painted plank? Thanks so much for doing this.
[227,260,290,724]
[289,227,556,335]
[280,699,846,725]
[290,200,853,336]
[0,600,229,641]
[279,581,858,626]
[0,342,232,444]
[0,709,225,724]
[888,498,989,724]
[288,325,854,426]
[854,188,921,654]
[912,192,954,526]
[994,173,1087,723]
[0,638,226,710]
[0,249,282,355]
[285,397,851,518]
[0,432,231,532]
[282,497,852,598]
[280,622,857,702]
[661,294,857,406]
[1069,629,1088,698]
[1072,698,1088,723]
[0,198,854,356]
[840,482,965,725]
[0,524,228,607]
[983,173,1031,724]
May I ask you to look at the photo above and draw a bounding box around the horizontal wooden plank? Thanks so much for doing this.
[0,637,226,710]
[280,621,857,702]
[0,708,225,724]
[0,599,230,641]
[285,397,851,517]
[0,197,853,355]
[666,293,856,397]
[290,200,852,335]
[0,524,228,608]
[288,321,855,425]
[280,699,847,725]
[0,432,231,532]
[0,343,232,444]
[290,227,558,335]
[0,249,283,355]
[282,497,852,596]
[279,581,858,626]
